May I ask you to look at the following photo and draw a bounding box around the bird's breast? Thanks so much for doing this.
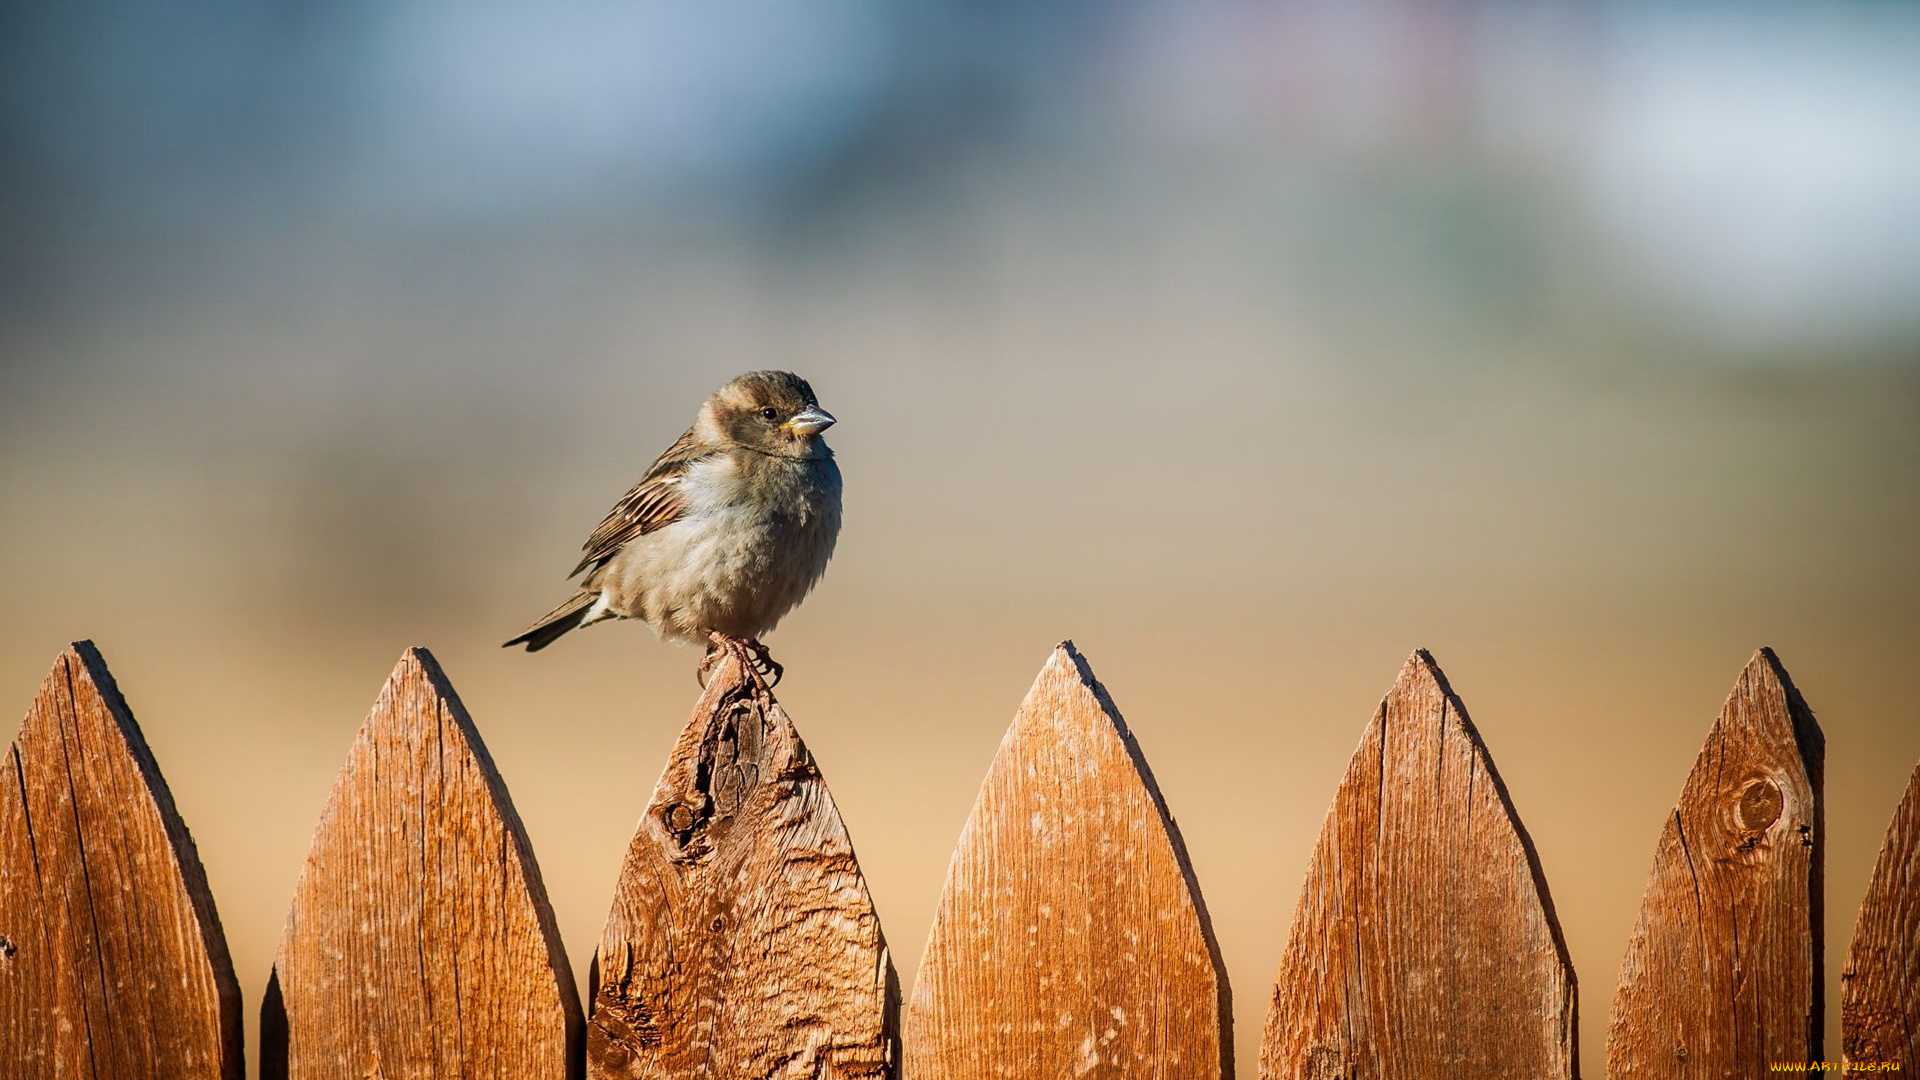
[603,452,839,639]
[682,454,839,568]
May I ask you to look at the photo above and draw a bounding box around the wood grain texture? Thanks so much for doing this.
[905,641,1231,1080]
[0,641,242,1080]
[1260,649,1575,1080]
[1607,648,1824,1078]
[266,647,582,1080]
[1841,758,1920,1072]
[589,651,897,1079]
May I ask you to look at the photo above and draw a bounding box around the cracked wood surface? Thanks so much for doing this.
[905,642,1230,1080]
[265,647,582,1080]
[1607,648,1824,1078]
[1260,650,1575,1080]
[0,641,242,1080]
[588,652,896,1079]
[1841,757,1919,1072]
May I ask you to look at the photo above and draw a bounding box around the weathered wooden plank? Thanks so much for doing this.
[588,650,897,1079]
[1260,649,1575,1080]
[905,642,1231,1080]
[1842,758,1920,1072]
[1607,648,1824,1077]
[265,647,582,1080]
[0,641,242,1080]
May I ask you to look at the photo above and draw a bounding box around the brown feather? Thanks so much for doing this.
[569,427,710,578]
[502,591,597,651]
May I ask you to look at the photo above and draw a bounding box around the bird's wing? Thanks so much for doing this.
[569,427,709,578]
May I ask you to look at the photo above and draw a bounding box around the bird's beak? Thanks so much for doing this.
[786,406,836,436]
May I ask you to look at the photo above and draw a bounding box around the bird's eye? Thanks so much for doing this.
[761,407,779,421]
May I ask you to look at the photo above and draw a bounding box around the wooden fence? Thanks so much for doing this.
[2,639,1914,1079]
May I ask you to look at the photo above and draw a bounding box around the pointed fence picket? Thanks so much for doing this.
[1841,760,1920,1072]
[0,642,241,1080]
[1261,650,1577,1080]
[1,639,1913,1079]
[1606,649,1825,1078]
[262,648,582,1080]
[904,642,1232,1080]
[587,651,896,1079]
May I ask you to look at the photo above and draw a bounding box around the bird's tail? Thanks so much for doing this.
[503,592,598,652]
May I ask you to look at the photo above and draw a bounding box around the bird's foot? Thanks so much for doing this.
[700,633,782,688]
[742,638,782,686]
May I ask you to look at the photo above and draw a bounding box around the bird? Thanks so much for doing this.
[504,370,841,685]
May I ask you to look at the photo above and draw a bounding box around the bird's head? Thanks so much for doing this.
[702,370,837,459]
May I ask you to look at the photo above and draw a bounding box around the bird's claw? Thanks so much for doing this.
[743,639,782,686]
[700,634,782,688]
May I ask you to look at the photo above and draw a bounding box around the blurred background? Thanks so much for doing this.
[3,0,1917,1071]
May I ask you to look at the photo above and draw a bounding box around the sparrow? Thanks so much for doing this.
[505,370,841,683]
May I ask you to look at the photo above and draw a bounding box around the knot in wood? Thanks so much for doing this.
[589,989,661,1059]
[1734,776,1783,833]
[0,934,15,961]
[666,802,696,832]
